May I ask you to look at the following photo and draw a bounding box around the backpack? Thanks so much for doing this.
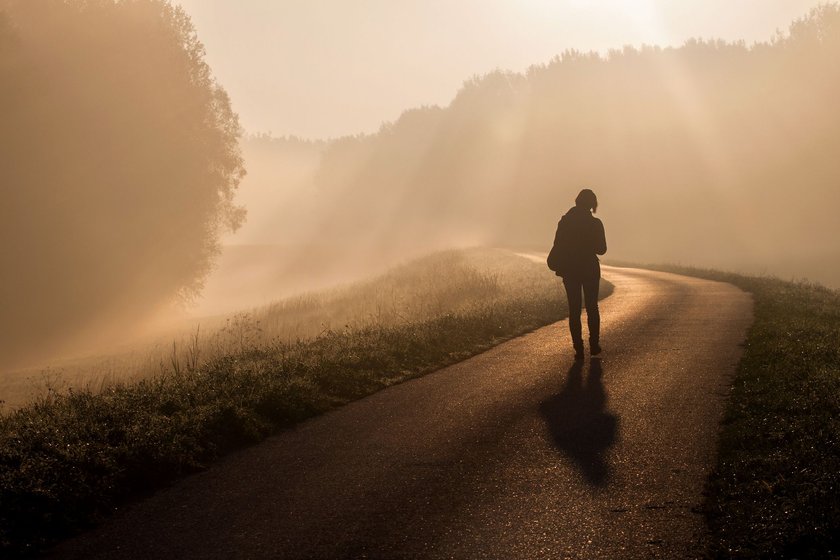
[547,220,571,277]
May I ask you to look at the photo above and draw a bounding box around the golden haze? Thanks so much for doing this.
[1,1,838,388]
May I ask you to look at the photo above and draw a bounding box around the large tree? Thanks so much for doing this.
[0,0,245,367]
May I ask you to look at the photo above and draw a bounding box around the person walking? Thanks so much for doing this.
[548,189,607,360]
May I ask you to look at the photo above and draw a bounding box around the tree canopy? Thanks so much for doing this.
[0,0,245,366]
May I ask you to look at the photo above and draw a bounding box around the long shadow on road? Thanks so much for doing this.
[540,359,619,486]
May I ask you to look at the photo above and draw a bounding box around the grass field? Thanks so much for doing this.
[0,248,556,410]
[639,264,840,559]
[8,253,832,558]
[0,248,609,555]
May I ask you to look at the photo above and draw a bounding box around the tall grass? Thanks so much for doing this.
[0,249,550,410]
[0,248,605,555]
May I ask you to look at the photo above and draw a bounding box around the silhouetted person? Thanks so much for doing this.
[549,189,607,359]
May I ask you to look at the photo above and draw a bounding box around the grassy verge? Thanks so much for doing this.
[637,264,839,558]
[0,249,611,555]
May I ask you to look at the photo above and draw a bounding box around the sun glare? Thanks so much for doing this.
[536,0,668,46]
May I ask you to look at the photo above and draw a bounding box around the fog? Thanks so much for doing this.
[215,4,840,307]
[2,0,839,376]
[0,0,244,368]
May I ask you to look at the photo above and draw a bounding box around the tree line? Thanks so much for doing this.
[291,4,840,287]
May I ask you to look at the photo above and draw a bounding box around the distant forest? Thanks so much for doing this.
[255,4,840,287]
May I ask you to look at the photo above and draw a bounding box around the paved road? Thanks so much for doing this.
[51,265,753,559]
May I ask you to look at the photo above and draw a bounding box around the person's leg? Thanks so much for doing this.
[563,276,584,357]
[582,275,601,354]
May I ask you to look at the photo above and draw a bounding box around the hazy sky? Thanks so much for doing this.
[174,0,826,139]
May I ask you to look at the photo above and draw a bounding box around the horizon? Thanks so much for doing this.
[174,0,826,139]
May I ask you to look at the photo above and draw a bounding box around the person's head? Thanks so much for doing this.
[575,188,598,213]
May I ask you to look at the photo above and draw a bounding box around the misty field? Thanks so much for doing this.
[0,248,610,554]
[2,247,567,409]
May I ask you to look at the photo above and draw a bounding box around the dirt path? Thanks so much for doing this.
[50,265,753,559]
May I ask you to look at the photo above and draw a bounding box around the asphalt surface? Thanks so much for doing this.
[50,265,753,559]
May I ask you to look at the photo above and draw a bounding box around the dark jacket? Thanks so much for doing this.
[553,206,607,278]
